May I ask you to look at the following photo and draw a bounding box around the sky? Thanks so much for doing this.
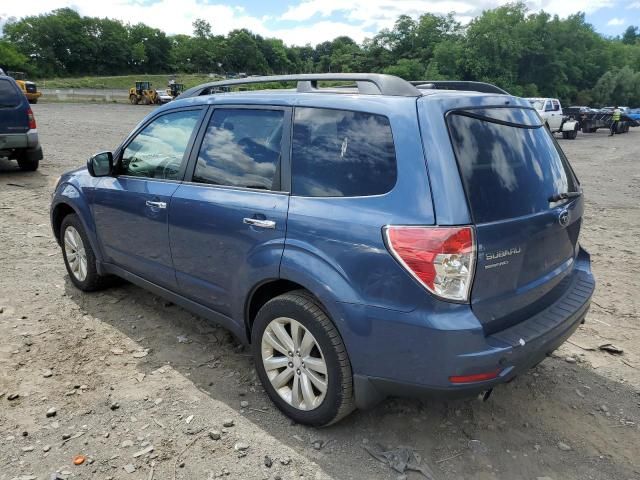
[1,0,638,45]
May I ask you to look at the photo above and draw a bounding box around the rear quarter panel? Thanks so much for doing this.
[280,95,438,355]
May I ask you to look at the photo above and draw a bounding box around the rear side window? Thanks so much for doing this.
[0,80,19,107]
[447,108,578,224]
[193,109,284,191]
[291,108,397,197]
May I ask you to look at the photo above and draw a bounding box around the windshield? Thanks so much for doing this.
[447,108,578,224]
[528,100,544,110]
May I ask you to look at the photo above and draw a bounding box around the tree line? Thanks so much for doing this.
[1,3,640,106]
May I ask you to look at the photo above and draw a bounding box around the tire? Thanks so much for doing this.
[252,290,354,426]
[567,129,577,140]
[17,154,39,171]
[129,94,138,105]
[562,131,569,139]
[29,98,38,104]
[60,214,109,291]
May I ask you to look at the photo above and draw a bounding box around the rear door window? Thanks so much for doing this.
[193,108,284,191]
[0,80,19,107]
[447,108,578,224]
[291,107,397,197]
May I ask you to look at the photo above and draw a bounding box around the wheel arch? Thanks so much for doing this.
[245,279,315,342]
[51,186,104,266]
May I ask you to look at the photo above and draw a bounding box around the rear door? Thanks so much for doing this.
[446,107,582,333]
[0,78,27,137]
[169,106,290,317]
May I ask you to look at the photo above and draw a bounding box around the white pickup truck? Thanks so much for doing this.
[526,98,579,139]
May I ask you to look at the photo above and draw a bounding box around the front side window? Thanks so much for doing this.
[193,109,284,190]
[291,108,397,197]
[121,110,201,179]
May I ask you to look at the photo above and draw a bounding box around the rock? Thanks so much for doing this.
[62,433,72,440]
[7,393,19,401]
[234,442,249,451]
[22,445,34,452]
[223,418,234,428]
[43,445,51,452]
[468,439,489,454]
[123,464,136,474]
[185,414,194,424]
[110,402,120,411]
[132,445,154,458]
[43,370,53,378]
[240,400,249,408]
[121,440,134,448]
[46,407,57,418]
[264,455,273,468]
[600,405,609,413]
[565,356,576,364]
[209,430,221,441]
[280,456,292,465]
[557,441,572,451]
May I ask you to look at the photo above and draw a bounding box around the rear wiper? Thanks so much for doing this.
[548,191,582,202]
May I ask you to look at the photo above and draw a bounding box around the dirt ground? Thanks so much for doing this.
[1,103,639,480]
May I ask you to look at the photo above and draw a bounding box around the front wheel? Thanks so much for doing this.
[129,94,138,105]
[252,290,354,426]
[60,214,109,291]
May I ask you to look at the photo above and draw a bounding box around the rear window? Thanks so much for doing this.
[447,108,578,224]
[0,80,19,107]
[291,107,397,197]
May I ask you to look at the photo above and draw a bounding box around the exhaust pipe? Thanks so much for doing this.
[478,388,493,402]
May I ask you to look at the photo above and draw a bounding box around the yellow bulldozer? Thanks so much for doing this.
[129,81,158,105]
[167,82,184,99]
[7,71,42,104]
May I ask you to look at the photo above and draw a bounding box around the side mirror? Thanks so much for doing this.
[87,151,113,177]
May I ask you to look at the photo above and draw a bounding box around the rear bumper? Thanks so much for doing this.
[0,129,39,150]
[349,247,595,409]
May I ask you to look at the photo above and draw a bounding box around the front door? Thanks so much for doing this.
[92,108,203,288]
[169,106,291,318]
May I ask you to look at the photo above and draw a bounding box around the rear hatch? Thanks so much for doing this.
[446,107,582,333]
[0,78,28,135]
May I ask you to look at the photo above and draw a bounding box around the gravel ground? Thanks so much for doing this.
[1,103,639,480]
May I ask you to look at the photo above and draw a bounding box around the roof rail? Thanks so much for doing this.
[411,81,509,95]
[179,73,422,98]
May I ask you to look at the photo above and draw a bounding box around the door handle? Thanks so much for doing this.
[145,200,167,209]
[243,218,276,229]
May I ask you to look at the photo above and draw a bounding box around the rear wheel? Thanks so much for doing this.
[252,290,354,426]
[29,98,38,104]
[60,214,109,291]
[17,152,39,171]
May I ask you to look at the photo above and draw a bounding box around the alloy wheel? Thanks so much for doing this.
[64,226,88,282]
[261,317,328,411]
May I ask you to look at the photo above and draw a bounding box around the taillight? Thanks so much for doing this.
[27,108,36,130]
[383,226,476,302]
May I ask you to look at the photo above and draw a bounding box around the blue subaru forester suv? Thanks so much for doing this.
[50,74,595,426]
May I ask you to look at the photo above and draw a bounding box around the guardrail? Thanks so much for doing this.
[40,88,130,103]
